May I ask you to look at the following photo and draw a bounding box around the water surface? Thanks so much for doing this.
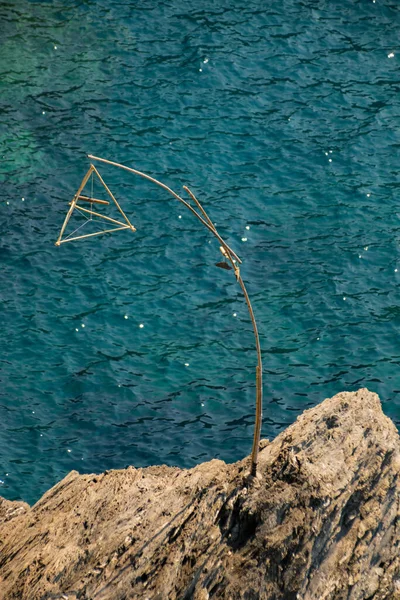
[1,0,400,503]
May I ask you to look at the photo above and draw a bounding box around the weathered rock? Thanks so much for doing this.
[0,388,399,599]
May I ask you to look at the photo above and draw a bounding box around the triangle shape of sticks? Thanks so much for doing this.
[55,164,136,246]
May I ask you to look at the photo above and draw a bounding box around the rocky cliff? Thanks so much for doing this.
[0,388,399,600]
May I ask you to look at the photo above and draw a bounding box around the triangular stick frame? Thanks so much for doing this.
[55,164,136,245]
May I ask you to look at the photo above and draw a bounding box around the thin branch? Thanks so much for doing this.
[73,205,132,229]
[58,225,131,244]
[56,165,95,245]
[183,185,215,229]
[183,186,242,266]
[87,154,242,265]
[57,154,263,476]
[91,165,136,231]
[77,195,110,206]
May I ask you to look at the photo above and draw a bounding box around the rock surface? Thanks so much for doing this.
[1,388,400,600]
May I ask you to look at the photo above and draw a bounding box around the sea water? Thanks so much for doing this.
[1,0,400,504]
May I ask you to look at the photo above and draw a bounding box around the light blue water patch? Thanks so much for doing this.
[1,0,400,504]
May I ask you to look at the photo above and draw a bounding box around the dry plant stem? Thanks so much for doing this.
[183,185,216,227]
[77,195,110,205]
[183,186,241,265]
[184,186,263,476]
[91,165,136,231]
[63,155,262,476]
[56,165,95,245]
[88,154,262,475]
[73,205,130,229]
[88,155,242,265]
[183,186,235,269]
[59,226,131,244]
[237,277,263,476]
[56,164,136,246]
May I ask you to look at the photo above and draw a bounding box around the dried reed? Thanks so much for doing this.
[56,155,263,477]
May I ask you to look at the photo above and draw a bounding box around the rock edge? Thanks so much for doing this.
[1,388,399,599]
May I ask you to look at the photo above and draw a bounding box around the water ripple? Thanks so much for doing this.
[1,0,400,503]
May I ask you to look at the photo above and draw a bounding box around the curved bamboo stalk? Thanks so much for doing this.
[58,225,131,244]
[184,186,263,476]
[72,205,132,229]
[87,155,242,265]
[237,278,263,476]
[80,155,264,476]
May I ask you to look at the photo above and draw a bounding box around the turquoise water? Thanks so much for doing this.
[1,0,400,504]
